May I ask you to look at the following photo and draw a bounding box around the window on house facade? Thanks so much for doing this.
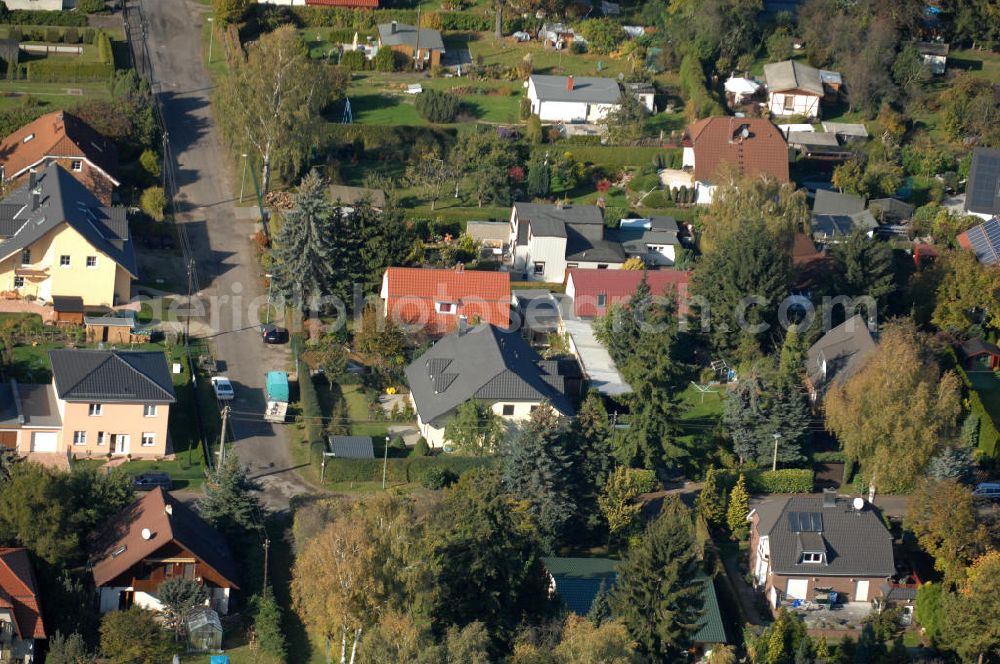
[71,160,83,171]
[60,255,71,267]
[801,552,824,564]
[141,433,156,447]
[783,95,795,111]
[12,277,23,289]
[97,431,105,446]
[89,403,102,416]
[597,293,607,307]
[20,249,30,266]
[530,405,540,413]
[435,302,455,314]
[502,404,515,416]
[144,404,157,417]
[566,262,579,270]
[533,262,545,275]
[73,431,87,445]
[86,256,97,268]
[597,264,609,270]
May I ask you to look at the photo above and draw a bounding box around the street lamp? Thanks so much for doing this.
[239,153,249,204]
[264,273,273,327]
[382,435,390,489]
[772,433,781,472]
[207,17,215,64]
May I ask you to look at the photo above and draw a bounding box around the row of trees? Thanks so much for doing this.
[291,471,708,663]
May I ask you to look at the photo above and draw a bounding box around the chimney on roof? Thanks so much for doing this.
[566,75,574,91]
[31,187,40,212]
[391,20,397,34]
[458,316,468,335]
[822,488,837,508]
[455,262,464,273]
[164,503,173,516]
[28,170,35,191]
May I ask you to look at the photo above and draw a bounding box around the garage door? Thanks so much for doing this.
[30,431,58,453]
[786,578,809,600]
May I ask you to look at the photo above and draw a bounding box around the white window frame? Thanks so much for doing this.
[141,432,156,447]
[97,431,105,446]
[88,403,102,416]
[533,261,545,275]
[597,293,607,307]
[59,255,71,267]
[143,404,157,417]
[801,552,824,564]
[435,301,456,314]
[73,430,87,445]
[86,256,97,269]
[12,276,24,289]
[71,160,83,172]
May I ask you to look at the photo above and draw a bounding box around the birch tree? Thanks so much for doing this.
[215,26,346,194]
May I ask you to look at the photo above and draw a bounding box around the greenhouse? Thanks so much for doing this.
[186,607,223,652]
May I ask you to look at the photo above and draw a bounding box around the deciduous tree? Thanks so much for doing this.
[45,631,96,664]
[905,478,988,582]
[932,249,1000,335]
[157,578,207,641]
[940,551,1000,663]
[601,91,647,144]
[454,130,518,207]
[444,400,504,455]
[551,615,637,663]
[215,26,346,194]
[824,321,961,494]
[99,608,175,664]
[611,495,703,661]
[699,174,809,254]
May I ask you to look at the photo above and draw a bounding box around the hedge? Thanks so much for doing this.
[272,5,528,33]
[322,455,494,484]
[716,468,815,494]
[95,30,113,65]
[0,8,89,26]
[293,336,325,448]
[947,347,1000,459]
[26,59,113,82]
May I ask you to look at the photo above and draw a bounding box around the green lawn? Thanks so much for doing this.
[344,84,522,125]
[948,48,1000,80]
[967,371,1000,458]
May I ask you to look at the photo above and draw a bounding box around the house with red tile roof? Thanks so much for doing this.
[565,269,692,318]
[0,111,119,205]
[681,117,789,205]
[380,266,511,336]
[0,547,45,663]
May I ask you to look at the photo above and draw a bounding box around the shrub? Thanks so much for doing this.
[76,0,107,13]
[411,438,430,457]
[415,89,460,123]
[95,30,113,65]
[421,467,458,489]
[750,469,814,493]
[139,149,161,180]
[628,173,659,192]
[3,9,88,26]
[81,28,96,44]
[140,186,166,222]
[372,46,396,72]
[641,191,668,208]
[45,27,62,43]
[569,41,586,54]
[574,17,625,55]
[340,49,367,71]
[63,27,79,44]
[26,60,113,83]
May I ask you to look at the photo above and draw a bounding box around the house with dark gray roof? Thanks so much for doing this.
[607,217,681,267]
[965,147,1000,219]
[327,435,375,459]
[404,325,575,448]
[804,314,876,405]
[508,201,626,281]
[0,163,135,309]
[527,74,645,124]
[376,21,445,67]
[749,491,896,610]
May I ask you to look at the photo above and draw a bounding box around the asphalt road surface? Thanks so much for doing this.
[139,0,313,510]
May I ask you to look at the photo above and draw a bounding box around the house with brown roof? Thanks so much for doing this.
[380,266,511,336]
[0,548,45,663]
[681,117,789,204]
[0,111,119,205]
[90,488,239,616]
[749,491,896,612]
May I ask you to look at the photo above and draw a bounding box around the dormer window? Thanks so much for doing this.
[435,301,456,314]
[71,160,83,172]
[801,552,825,564]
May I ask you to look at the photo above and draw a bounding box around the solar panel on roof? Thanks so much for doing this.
[787,512,799,531]
[787,511,824,532]
[966,219,1000,265]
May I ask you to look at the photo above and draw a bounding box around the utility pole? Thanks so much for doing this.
[239,153,248,204]
[381,435,389,489]
[207,17,215,64]
[219,405,230,466]
[185,259,195,344]
[772,433,781,472]
[262,537,270,590]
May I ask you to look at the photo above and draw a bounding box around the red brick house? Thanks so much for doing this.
[0,548,45,663]
[89,488,239,616]
[748,492,896,612]
[380,266,510,336]
[565,268,692,318]
[0,112,120,205]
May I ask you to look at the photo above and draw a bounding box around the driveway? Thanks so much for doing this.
[138,0,313,511]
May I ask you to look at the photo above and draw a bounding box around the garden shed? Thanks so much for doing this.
[186,607,223,652]
[960,337,1000,372]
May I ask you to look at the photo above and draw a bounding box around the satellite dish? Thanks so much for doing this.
[852,497,865,511]
[141,528,152,540]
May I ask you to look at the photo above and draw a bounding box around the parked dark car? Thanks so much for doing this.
[262,324,289,344]
[133,472,172,491]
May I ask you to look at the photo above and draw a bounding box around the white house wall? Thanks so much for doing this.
[695,181,716,205]
[768,92,820,118]
[682,147,696,169]
[523,235,568,282]
[533,100,619,123]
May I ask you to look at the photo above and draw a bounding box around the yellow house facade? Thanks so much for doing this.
[0,163,136,308]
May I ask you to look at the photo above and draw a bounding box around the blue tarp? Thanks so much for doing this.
[210,657,230,664]
[266,371,289,402]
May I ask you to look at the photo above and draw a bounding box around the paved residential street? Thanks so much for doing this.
[139,0,313,510]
